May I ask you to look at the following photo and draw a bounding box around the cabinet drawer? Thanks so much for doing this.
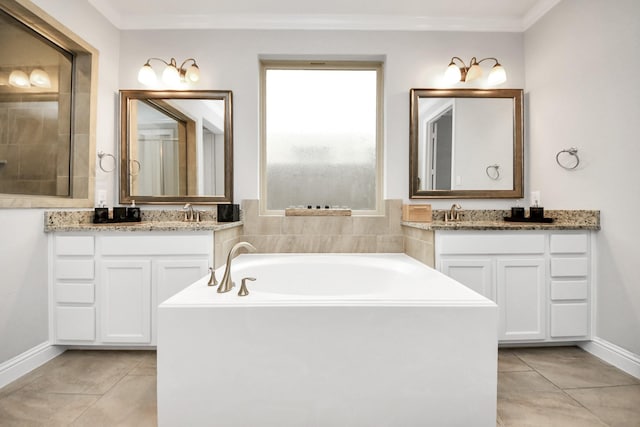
[550,303,588,338]
[56,306,95,341]
[55,235,94,256]
[551,280,588,300]
[551,257,589,277]
[56,283,94,304]
[439,234,545,255]
[55,259,94,280]
[550,234,588,254]
[101,234,212,256]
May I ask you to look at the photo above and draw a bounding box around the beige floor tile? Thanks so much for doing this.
[0,389,98,426]
[566,385,640,427]
[498,390,608,426]
[129,351,157,376]
[514,347,640,389]
[498,350,533,372]
[0,367,47,399]
[71,375,157,427]
[498,371,560,394]
[22,350,143,395]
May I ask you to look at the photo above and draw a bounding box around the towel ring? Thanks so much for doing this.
[129,159,141,176]
[485,164,500,180]
[97,151,115,173]
[556,147,580,170]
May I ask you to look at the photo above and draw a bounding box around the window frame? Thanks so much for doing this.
[259,60,384,216]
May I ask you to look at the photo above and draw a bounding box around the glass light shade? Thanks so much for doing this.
[29,69,51,88]
[488,64,507,85]
[185,64,200,83]
[138,64,157,85]
[465,63,483,82]
[444,63,462,85]
[9,70,30,88]
[162,64,180,86]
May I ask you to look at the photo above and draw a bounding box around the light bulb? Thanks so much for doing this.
[138,63,157,85]
[162,64,180,86]
[29,69,51,88]
[9,70,30,88]
[488,64,507,85]
[185,64,200,83]
[465,63,483,82]
[444,63,462,85]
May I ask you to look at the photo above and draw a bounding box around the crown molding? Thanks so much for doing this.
[88,2,558,32]
[522,0,562,30]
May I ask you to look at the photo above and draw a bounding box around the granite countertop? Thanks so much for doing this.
[44,210,243,232]
[402,209,600,231]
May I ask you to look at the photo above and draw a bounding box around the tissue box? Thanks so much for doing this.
[402,204,432,222]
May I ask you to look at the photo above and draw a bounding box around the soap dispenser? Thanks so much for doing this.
[127,200,141,222]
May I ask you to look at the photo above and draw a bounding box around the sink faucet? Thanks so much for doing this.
[445,203,462,222]
[218,242,257,293]
[183,203,194,222]
[183,203,200,222]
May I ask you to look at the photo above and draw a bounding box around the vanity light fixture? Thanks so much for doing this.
[444,56,507,85]
[137,57,200,86]
[8,68,52,89]
[29,68,51,88]
[8,70,30,88]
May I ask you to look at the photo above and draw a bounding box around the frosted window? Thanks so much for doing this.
[263,64,381,211]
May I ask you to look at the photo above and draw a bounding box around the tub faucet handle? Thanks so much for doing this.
[238,277,256,297]
[207,267,218,287]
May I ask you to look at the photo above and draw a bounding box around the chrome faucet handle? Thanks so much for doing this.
[207,267,218,287]
[238,277,256,297]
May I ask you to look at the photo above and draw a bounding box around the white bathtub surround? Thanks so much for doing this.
[158,253,498,426]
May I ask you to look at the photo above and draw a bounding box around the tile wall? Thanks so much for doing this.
[213,199,435,268]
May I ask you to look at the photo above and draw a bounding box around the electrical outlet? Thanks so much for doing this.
[530,191,541,206]
[97,189,107,206]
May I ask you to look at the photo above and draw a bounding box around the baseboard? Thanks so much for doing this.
[0,342,66,389]
[580,337,640,380]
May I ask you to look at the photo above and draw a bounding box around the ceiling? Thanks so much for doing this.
[87,0,561,32]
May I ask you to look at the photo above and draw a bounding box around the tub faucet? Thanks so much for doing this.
[218,242,257,293]
[445,203,462,222]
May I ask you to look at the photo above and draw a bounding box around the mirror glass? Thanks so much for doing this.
[120,90,233,204]
[0,8,73,197]
[410,88,523,199]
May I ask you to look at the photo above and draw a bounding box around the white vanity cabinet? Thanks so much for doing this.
[436,230,592,343]
[50,232,213,346]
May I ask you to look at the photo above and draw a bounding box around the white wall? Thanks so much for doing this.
[6,0,637,366]
[525,0,640,355]
[118,29,525,210]
[0,0,119,364]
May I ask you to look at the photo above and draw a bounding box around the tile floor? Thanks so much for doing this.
[0,346,638,426]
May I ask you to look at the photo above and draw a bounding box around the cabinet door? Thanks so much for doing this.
[497,258,546,341]
[99,259,151,343]
[440,258,494,301]
[155,259,209,306]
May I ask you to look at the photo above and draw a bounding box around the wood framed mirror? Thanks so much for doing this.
[120,90,233,204]
[409,88,523,199]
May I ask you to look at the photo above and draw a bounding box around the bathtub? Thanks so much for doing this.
[158,253,498,427]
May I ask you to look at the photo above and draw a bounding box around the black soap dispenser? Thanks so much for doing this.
[127,200,141,222]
